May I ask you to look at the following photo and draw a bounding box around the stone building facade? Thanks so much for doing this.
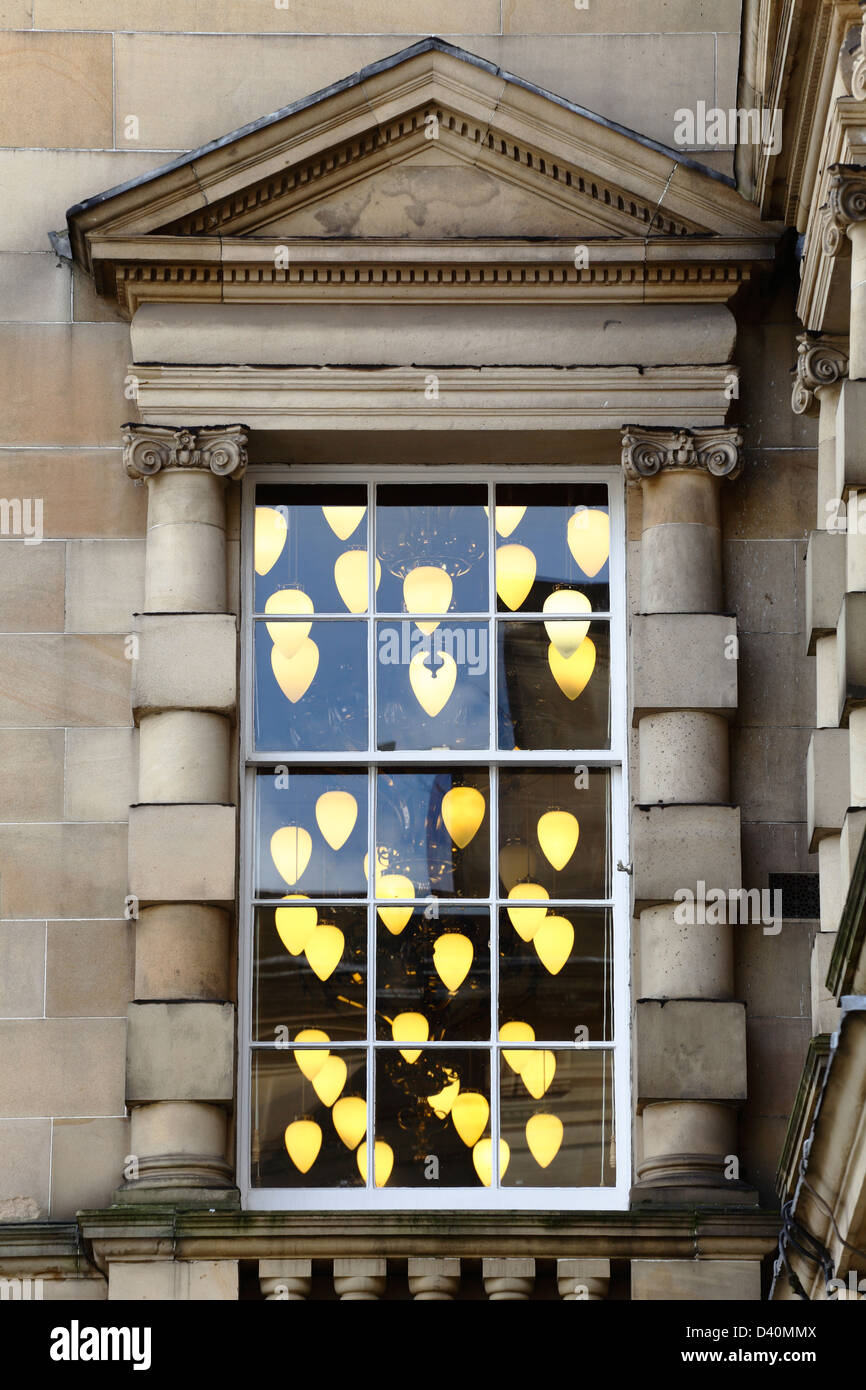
[0,0,863,1302]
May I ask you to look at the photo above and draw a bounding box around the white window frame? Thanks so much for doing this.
[239,463,631,1211]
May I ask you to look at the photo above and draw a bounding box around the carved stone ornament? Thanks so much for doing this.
[821,165,866,256]
[621,425,743,482]
[791,333,849,415]
[851,12,866,101]
[122,423,248,481]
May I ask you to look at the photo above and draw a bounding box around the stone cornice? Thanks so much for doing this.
[791,332,849,414]
[621,425,743,482]
[122,423,248,481]
[821,162,866,254]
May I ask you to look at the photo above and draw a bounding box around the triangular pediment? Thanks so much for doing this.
[66,38,782,313]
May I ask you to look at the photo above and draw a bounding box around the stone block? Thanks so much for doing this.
[42,1278,108,1301]
[0,824,126,918]
[631,1259,761,1301]
[812,932,841,1034]
[0,451,146,540]
[0,32,113,149]
[503,0,740,32]
[66,540,146,633]
[636,1000,747,1103]
[807,729,850,849]
[0,2,32,24]
[734,918,813,1021]
[631,614,737,722]
[126,1001,234,1103]
[745,1016,811,1115]
[818,835,844,934]
[39,0,496,32]
[840,593,866,719]
[0,922,45,1018]
[108,1258,238,1301]
[721,450,817,542]
[0,1119,50,1217]
[738,632,815,728]
[0,728,64,819]
[128,804,236,903]
[0,324,131,446]
[839,808,866,893]
[0,541,65,633]
[741,821,816,892]
[46,921,133,1017]
[65,728,136,821]
[0,635,131,727]
[51,1117,129,1218]
[0,1019,126,1117]
[0,253,70,323]
[133,613,237,717]
[724,539,797,634]
[632,804,741,908]
[732,726,810,822]
[836,377,866,495]
[817,634,839,727]
[0,150,168,254]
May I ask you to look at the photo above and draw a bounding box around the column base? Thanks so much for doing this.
[112,1186,241,1209]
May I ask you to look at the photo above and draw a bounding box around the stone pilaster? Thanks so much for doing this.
[115,423,247,1206]
[623,425,754,1206]
[822,167,866,379]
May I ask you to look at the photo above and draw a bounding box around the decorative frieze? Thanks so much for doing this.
[791,333,849,415]
[821,164,866,256]
[122,423,248,481]
[621,425,743,482]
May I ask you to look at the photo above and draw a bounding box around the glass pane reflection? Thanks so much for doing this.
[377,622,490,750]
[376,484,488,614]
[498,768,610,900]
[376,769,490,898]
[498,619,610,750]
[375,1047,491,1186]
[254,619,367,752]
[500,1048,615,1188]
[376,906,490,1042]
[498,907,613,1041]
[494,483,610,613]
[254,484,368,613]
[254,905,366,1041]
[251,1047,367,1188]
[255,769,367,898]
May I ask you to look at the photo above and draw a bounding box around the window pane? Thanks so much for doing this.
[251,1047,367,1188]
[498,768,611,899]
[499,1048,615,1188]
[498,619,610,750]
[254,905,366,1041]
[376,769,490,898]
[494,483,610,613]
[254,619,367,752]
[375,1047,491,1187]
[254,768,367,898]
[376,621,490,750]
[254,483,368,613]
[376,906,490,1043]
[498,906,613,1042]
[376,484,488,613]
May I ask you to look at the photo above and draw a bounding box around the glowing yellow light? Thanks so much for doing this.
[312,1054,348,1107]
[315,790,358,851]
[376,872,415,935]
[332,1096,367,1149]
[472,1137,510,1186]
[391,1011,429,1063]
[537,810,579,871]
[270,825,312,887]
[567,507,610,578]
[304,924,344,982]
[264,589,314,658]
[432,932,474,992]
[357,1139,394,1186]
[274,896,317,955]
[254,507,287,576]
[334,550,381,614]
[499,1020,536,1074]
[494,505,527,538]
[542,589,592,658]
[403,565,453,635]
[548,637,596,701]
[532,914,574,976]
[293,1029,329,1081]
[496,543,537,610]
[451,1091,489,1147]
[526,1113,564,1168]
[521,1050,557,1100]
[426,1070,460,1119]
[322,505,366,540]
[408,650,457,717]
[441,785,485,848]
[284,1119,321,1173]
[505,883,549,942]
[271,638,319,704]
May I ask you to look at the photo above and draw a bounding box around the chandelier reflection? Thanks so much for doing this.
[403,565,453,634]
[383,505,484,586]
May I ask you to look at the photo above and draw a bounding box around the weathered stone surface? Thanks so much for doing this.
[108,1259,238,1301]
[631,614,737,720]
[0,824,126,917]
[807,729,850,849]
[128,804,236,903]
[836,377,866,494]
[126,1001,234,1102]
[0,32,113,149]
[806,530,845,652]
[636,1001,747,1103]
[46,921,133,1017]
[0,729,64,819]
[65,728,136,821]
[51,1117,129,1218]
[0,1118,50,1217]
[631,1259,761,1300]
[65,539,145,633]
[0,922,45,1018]
[0,325,131,446]
[724,539,798,634]
[0,451,146,540]
[0,541,65,633]
[0,253,69,323]
[133,614,237,717]
[0,636,131,728]
[0,1019,126,1117]
[632,804,741,908]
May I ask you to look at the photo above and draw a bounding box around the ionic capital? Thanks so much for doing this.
[122,423,248,481]
[621,425,743,483]
[851,14,866,100]
[791,333,849,415]
[821,164,866,256]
